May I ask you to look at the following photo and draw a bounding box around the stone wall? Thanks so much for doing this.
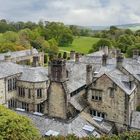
[0,78,6,105]
[16,81,48,112]
[87,74,130,129]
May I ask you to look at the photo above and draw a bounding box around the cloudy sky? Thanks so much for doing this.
[0,0,140,26]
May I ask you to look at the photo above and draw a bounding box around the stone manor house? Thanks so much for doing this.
[0,47,140,137]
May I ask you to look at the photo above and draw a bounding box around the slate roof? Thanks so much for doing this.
[0,62,23,78]
[66,52,137,95]
[0,50,138,95]
[0,48,38,61]
[19,67,48,82]
[0,62,48,82]
[123,59,140,81]
[16,111,113,137]
[106,69,136,95]
[131,111,140,130]
[66,62,87,93]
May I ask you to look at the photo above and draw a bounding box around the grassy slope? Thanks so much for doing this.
[59,36,100,54]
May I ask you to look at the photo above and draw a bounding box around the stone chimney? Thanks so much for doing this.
[32,55,39,67]
[103,46,109,55]
[30,47,34,55]
[70,50,75,60]
[116,49,121,57]
[48,58,68,119]
[86,65,92,85]
[75,53,79,63]
[102,54,108,66]
[48,59,67,82]
[4,52,11,62]
[133,49,139,59]
[116,53,124,69]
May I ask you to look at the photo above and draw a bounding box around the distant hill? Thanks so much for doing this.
[89,23,140,31]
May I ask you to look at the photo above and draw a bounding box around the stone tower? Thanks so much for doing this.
[48,59,68,119]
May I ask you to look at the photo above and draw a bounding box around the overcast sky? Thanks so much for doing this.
[0,0,140,26]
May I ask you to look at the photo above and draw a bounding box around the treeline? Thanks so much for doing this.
[0,19,93,55]
[0,19,74,54]
[91,26,140,57]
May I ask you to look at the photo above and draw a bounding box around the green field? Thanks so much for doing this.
[59,36,100,54]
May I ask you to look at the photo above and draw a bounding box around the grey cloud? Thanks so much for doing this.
[0,0,139,26]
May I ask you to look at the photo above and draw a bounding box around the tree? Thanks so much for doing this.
[44,54,48,63]
[45,22,73,46]
[69,25,80,36]
[0,42,16,53]
[18,28,33,48]
[41,40,50,52]
[89,39,112,53]
[3,31,18,43]
[126,43,140,57]
[0,105,40,140]
[58,53,62,58]
[48,38,59,54]
[125,29,133,35]
[63,52,67,59]
[116,34,134,53]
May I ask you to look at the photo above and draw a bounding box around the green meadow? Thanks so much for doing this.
[59,36,100,54]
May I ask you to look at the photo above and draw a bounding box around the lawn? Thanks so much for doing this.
[59,36,100,54]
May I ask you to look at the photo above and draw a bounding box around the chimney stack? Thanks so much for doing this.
[75,53,80,63]
[133,49,139,59]
[48,59,67,82]
[86,64,92,85]
[30,47,34,55]
[102,54,108,66]
[116,53,124,69]
[70,50,75,60]
[32,55,39,67]
[116,49,121,57]
[4,52,11,62]
[103,46,109,55]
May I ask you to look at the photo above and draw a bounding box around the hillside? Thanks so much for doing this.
[88,23,140,31]
[59,36,100,54]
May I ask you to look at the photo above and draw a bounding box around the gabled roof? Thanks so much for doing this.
[94,66,136,95]
[123,59,140,82]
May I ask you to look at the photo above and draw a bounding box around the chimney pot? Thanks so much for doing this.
[70,50,75,60]
[32,55,39,67]
[75,52,80,62]
[133,49,139,59]
[116,53,124,69]
[48,59,67,82]
[102,54,108,66]
[86,64,92,85]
